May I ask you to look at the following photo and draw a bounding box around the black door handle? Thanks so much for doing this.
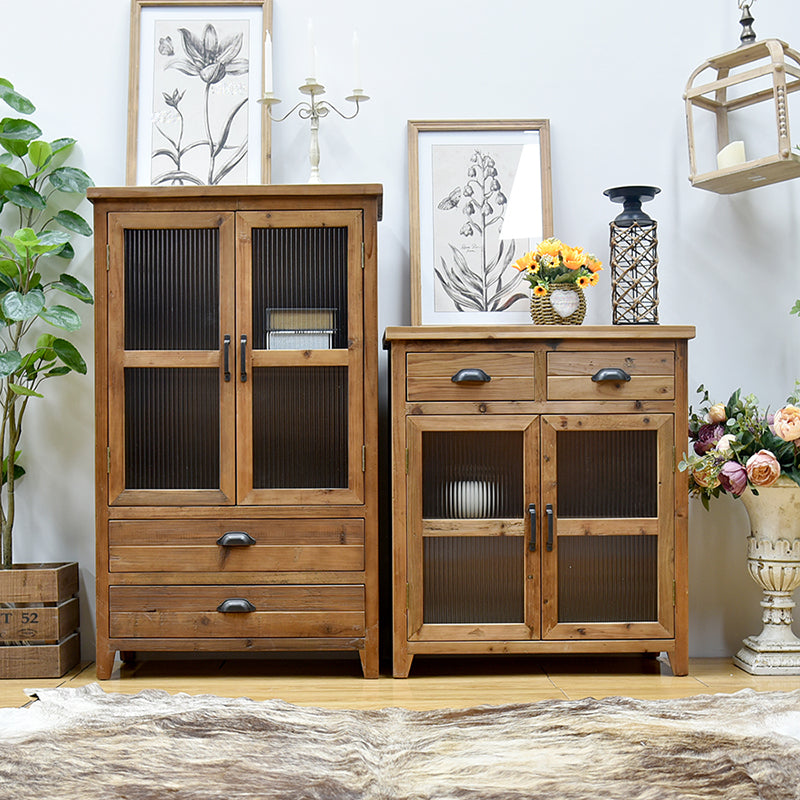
[591,367,631,382]
[223,334,231,382]
[546,504,555,552]
[451,368,492,383]
[216,598,256,613]
[528,503,536,552]
[216,531,256,547]
[240,334,247,382]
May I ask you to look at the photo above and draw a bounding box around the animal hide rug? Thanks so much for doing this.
[0,684,799,799]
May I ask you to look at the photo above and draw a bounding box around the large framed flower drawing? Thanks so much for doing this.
[409,120,553,325]
[127,0,272,186]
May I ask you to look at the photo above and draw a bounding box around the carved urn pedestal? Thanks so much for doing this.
[734,477,800,674]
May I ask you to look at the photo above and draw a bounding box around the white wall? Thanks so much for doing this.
[4,0,800,661]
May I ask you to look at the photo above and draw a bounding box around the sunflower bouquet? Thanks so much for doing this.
[512,238,603,296]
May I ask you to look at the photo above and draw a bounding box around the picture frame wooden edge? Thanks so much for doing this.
[407,119,553,326]
[125,0,272,187]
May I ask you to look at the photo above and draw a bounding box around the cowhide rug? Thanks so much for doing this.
[0,684,798,800]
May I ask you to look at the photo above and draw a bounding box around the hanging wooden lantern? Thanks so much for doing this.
[684,4,800,194]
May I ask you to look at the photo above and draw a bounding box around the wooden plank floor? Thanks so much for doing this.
[2,655,800,709]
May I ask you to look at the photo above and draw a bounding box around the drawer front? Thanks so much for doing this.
[407,352,536,401]
[109,584,365,638]
[108,519,365,573]
[547,351,675,400]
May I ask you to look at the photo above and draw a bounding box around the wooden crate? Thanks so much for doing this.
[0,562,80,678]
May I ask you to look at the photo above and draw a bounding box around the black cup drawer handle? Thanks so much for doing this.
[451,368,492,383]
[216,531,256,547]
[591,367,631,383]
[216,598,256,613]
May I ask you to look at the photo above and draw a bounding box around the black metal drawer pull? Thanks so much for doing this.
[591,367,631,383]
[216,598,255,613]
[528,503,537,552]
[216,531,256,547]
[451,368,491,383]
[546,504,555,552]
[223,334,231,382]
[240,334,248,382]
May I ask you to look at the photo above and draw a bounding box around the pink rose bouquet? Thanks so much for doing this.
[679,383,800,508]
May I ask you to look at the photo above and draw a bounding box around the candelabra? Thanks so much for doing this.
[260,81,369,183]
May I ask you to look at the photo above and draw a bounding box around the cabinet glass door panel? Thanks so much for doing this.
[251,366,348,489]
[236,211,364,505]
[541,415,674,639]
[407,416,539,641]
[107,212,237,506]
[124,367,220,490]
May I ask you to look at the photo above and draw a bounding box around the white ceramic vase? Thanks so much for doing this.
[733,476,800,674]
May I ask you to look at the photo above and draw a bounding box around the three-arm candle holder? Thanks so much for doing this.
[259,80,369,183]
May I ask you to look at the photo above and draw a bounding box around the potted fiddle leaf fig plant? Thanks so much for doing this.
[0,77,93,678]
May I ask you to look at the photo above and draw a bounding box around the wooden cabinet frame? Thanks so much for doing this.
[91,185,382,679]
[385,325,695,679]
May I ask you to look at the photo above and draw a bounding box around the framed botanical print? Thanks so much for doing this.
[127,0,272,186]
[409,119,553,325]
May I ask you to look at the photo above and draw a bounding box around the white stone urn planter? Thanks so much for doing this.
[734,476,800,674]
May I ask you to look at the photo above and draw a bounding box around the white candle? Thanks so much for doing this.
[263,31,273,94]
[717,140,747,169]
[307,19,316,80]
[352,30,362,90]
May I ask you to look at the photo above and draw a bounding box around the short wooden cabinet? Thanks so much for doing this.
[384,326,695,678]
[90,185,381,678]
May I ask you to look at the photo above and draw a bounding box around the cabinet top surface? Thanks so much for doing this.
[383,325,696,345]
[88,184,383,200]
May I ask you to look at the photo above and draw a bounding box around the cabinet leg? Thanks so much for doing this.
[95,647,116,680]
[392,650,413,679]
[667,644,689,677]
[358,644,379,679]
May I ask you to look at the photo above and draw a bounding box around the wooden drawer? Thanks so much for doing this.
[406,352,536,401]
[109,585,365,638]
[547,351,674,400]
[108,519,365,573]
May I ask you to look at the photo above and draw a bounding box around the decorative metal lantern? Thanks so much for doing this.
[604,186,660,326]
[684,1,800,194]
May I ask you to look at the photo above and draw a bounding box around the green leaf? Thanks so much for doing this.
[36,333,56,348]
[54,209,92,236]
[0,81,34,114]
[791,299,800,317]
[10,228,69,256]
[28,140,52,168]
[45,366,71,377]
[0,164,28,192]
[1,289,45,320]
[48,166,93,193]
[0,153,11,166]
[0,350,22,378]
[5,184,46,210]
[53,337,86,373]
[39,304,81,331]
[0,259,19,278]
[0,117,41,142]
[49,137,75,156]
[54,241,75,260]
[54,273,93,303]
[9,382,44,398]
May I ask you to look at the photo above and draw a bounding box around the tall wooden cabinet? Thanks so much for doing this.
[90,185,382,679]
[384,325,695,678]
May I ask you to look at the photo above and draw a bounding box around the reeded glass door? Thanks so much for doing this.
[107,212,237,505]
[540,414,674,639]
[406,416,539,642]
[235,210,364,505]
